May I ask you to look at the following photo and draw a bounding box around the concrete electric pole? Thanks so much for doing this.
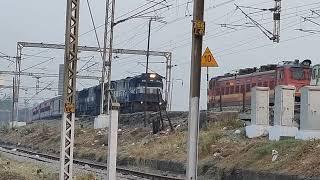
[59,0,80,179]
[187,0,205,179]
[144,18,152,128]
[100,0,110,115]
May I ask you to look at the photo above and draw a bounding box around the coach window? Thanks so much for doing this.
[235,86,240,93]
[246,84,251,92]
[230,86,234,94]
[240,85,245,93]
[225,87,230,95]
[215,88,220,96]
[217,88,220,96]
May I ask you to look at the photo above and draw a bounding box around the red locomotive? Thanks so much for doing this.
[208,59,312,110]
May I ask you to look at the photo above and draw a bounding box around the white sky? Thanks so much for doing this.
[0,0,320,110]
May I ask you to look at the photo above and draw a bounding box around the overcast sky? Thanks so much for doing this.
[1,0,320,111]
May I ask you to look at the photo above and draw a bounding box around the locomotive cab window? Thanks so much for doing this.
[240,85,245,93]
[277,70,284,79]
[291,68,305,80]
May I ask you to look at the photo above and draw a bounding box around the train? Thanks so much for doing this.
[31,73,164,120]
[208,59,312,110]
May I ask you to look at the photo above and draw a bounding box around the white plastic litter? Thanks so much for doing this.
[272,149,279,162]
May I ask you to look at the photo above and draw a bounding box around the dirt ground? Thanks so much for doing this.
[1,111,320,177]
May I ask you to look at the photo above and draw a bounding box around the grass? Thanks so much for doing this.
[3,113,320,177]
[199,126,223,159]
[0,155,57,180]
[76,174,97,180]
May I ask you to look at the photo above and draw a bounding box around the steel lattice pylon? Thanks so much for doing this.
[59,0,80,179]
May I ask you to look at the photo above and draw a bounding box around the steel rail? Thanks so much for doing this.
[0,143,183,180]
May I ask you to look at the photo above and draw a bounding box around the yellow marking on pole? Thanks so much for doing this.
[201,47,218,67]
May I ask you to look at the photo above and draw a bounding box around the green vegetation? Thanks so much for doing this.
[1,113,320,177]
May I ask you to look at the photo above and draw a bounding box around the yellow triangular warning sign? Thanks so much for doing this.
[201,47,218,67]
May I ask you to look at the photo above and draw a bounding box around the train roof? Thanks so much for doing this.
[211,59,312,81]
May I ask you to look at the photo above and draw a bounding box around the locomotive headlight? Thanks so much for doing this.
[149,74,156,79]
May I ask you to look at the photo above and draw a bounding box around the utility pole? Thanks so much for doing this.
[11,77,14,129]
[143,17,165,129]
[187,0,205,179]
[100,0,110,115]
[144,18,152,128]
[106,0,116,115]
[206,67,209,125]
[59,0,80,179]
[35,77,40,95]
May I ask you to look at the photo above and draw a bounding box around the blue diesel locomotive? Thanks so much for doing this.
[32,73,164,120]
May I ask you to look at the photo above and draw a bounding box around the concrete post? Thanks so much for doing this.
[246,87,271,138]
[107,103,120,180]
[296,86,320,140]
[269,85,298,141]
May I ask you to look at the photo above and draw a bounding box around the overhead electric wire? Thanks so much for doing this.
[154,2,320,51]
[21,57,54,72]
[25,81,55,103]
[156,4,320,52]
[127,0,272,49]
[217,33,318,59]
[171,12,318,67]
[86,0,103,59]
[0,51,15,63]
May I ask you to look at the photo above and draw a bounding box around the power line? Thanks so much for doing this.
[21,57,54,72]
[86,0,103,59]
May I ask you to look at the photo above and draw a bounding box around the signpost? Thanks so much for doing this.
[201,47,218,68]
[201,47,218,126]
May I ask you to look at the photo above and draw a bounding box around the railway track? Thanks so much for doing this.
[0,144,184,180]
